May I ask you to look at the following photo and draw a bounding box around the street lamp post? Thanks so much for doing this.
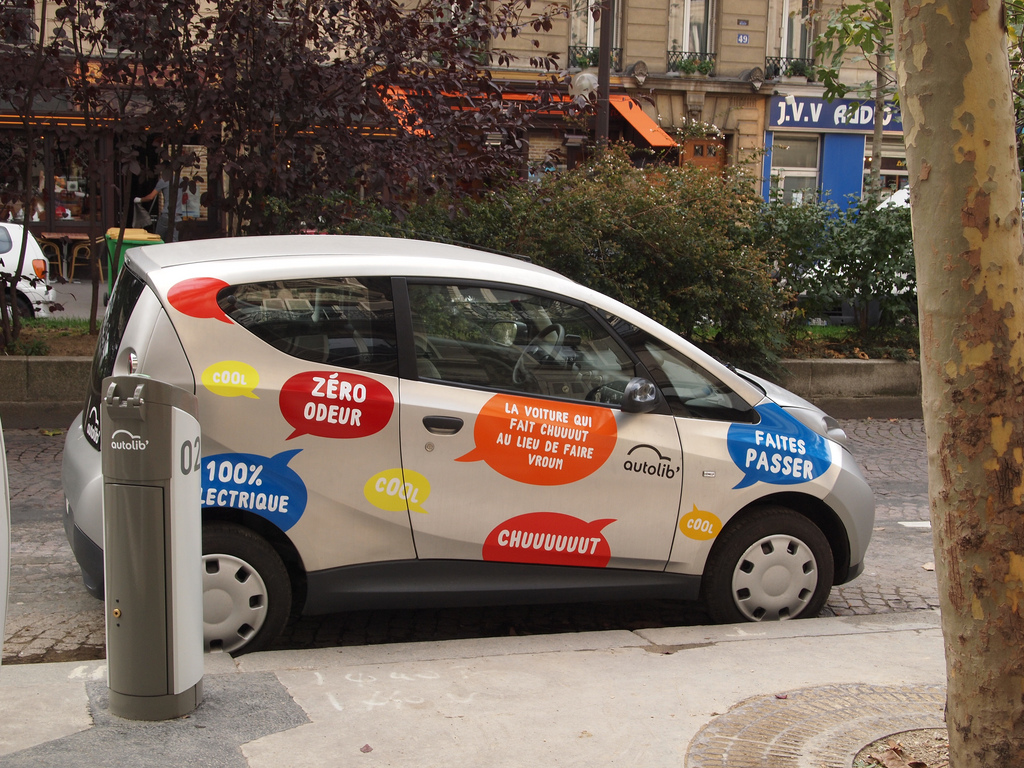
[595,0,613,145]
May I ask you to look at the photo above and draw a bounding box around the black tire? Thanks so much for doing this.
[15,294,33,319]
[202,522,292,655]
[702,506,834,623]
[5,294,33,320]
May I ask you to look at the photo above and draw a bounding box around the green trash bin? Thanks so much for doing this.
[105,228,163,299]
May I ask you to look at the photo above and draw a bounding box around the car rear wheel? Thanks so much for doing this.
[702,506,834,623]
[4,293,33,320]
[202,522,291,654]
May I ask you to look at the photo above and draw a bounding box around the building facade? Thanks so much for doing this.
[2,0,903,248]
[493,0,904,204]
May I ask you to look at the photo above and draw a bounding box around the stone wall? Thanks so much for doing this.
[0,357,92,429]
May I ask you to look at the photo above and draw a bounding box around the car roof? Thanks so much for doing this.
[126,234,769,408]
[128,234,563,283]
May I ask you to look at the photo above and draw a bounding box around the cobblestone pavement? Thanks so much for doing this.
[2,419,937,665]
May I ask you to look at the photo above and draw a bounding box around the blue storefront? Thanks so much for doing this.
[761,95,905,208]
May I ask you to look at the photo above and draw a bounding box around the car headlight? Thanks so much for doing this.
[784,406,849,447]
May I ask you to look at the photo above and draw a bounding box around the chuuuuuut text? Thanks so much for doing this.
[494,528,602,554]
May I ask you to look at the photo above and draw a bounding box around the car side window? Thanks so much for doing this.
[408,282,636,403]
[218,277,399,376]
[607,316,757,422]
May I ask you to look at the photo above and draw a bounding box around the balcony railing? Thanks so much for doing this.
[568,45,622,71]
[765,56,816,80]
[667,51,716,76]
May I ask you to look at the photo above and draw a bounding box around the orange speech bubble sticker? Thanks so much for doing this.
[457,395,617,485]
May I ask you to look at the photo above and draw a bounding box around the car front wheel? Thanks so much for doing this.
[702,506,834,623]
[202,523,292,654]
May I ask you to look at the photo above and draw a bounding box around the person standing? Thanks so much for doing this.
[135,177,187,242]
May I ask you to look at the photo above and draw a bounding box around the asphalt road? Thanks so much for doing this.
[2,418,938,665]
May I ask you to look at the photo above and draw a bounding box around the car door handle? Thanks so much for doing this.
[423,416,464,435]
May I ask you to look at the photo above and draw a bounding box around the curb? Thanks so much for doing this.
[0,357,923,429]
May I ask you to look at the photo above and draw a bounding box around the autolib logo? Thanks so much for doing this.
[110,429,149,451]
[623,444,678,480]
[85,406,101,446]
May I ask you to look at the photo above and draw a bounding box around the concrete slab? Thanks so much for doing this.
[241,613,946,768]
[0,659,101,756]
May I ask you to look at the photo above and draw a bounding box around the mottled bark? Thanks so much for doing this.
[893,0,1024,765]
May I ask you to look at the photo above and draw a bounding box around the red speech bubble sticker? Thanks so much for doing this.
[483,512,615,567]
[167,277,232,324]
[280,371,394,440]
[457,395,617,485]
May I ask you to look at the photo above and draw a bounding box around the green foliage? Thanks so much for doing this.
[674,56,698,74]
[674,56,712,75]
[5,337,49,356]
[784,59,810,78]
[350,147,787,374]
[1004,1,1024,169]
[814,0,895,101]
[264,149,918,365]
[755,196,916,332]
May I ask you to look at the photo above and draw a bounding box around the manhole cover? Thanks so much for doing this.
[685,683,946,768]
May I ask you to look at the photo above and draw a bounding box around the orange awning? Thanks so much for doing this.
[609,95,677,148]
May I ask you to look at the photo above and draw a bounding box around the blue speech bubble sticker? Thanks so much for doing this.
[727,403,831,489]
[201,449,308,531]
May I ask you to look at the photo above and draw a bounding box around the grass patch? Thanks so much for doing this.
[5,316,96,356]
[784,323,920,361]
[22,317,91,332]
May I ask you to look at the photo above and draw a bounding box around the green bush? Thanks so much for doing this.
[263,151,918,368]
[388,147,788,373]
[755,196,916,332]
[264,148,789,373]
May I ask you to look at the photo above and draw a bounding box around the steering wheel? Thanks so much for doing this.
[513,323,565,386]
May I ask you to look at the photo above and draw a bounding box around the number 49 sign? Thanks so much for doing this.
[737,33,749,44]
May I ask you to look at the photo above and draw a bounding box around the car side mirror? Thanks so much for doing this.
[620,377,661,414]
[490,321,524,347]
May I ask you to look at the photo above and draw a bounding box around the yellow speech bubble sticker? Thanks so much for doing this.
[680,505,722,541]
[364,468,431,514]
[202,361,260,399]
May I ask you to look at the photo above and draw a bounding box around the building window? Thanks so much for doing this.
[770,133,819,204]
[865,137,909,193]
[569,0,621,70]
[1,0,35,45]
[782,0,811,60]
[668,0,713,55]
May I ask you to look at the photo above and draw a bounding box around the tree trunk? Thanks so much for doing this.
[893,0,1024,765]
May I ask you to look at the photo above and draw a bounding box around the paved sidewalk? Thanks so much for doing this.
[1,418,947,765]
[0,611,947,767]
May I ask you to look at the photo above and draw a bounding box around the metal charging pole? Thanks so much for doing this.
[101,375,203,720]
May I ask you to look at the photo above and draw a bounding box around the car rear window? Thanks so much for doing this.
[217,277,399,376]
[82,268,147,449]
